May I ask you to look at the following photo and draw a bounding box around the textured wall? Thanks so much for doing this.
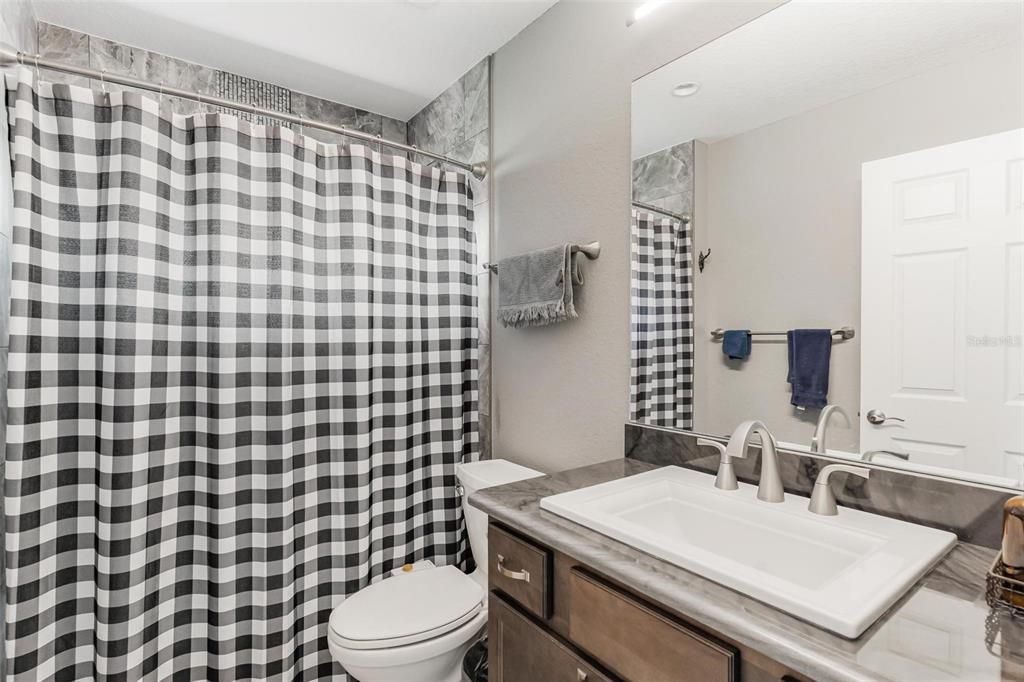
[407,58,493,457]
[490,1,781,473]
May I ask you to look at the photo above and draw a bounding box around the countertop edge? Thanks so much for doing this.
[470,473,896,682]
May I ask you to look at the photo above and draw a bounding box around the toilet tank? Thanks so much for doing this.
[456,460,542,583]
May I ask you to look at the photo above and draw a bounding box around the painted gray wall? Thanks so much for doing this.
[490,1,782,473]
[695,41,1023,453]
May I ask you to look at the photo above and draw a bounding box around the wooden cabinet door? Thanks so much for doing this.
[490,593,615,682]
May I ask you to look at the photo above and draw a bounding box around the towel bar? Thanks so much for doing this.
[482,241,601,274]
[710,327,855,341]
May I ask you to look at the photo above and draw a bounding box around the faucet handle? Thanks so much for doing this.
[698,438,741,491]
[808,464,870,516]
[697,438,730,457]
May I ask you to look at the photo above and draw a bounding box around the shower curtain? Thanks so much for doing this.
[3,71,478,680]
[629,209,693,429]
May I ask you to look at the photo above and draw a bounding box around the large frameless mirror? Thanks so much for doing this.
[629,0,1024,489]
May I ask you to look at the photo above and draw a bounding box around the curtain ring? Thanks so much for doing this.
[157,81,164,110]
[297,114,303,137]
[33,54,40,83]
[375,133,383,154]
[99,68,107,94]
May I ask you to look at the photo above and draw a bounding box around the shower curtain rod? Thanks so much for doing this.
[632,200,691,223]
[0,46,488,180]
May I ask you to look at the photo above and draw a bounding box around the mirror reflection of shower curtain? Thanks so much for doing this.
[3,70,478,680]
[629,209,693,429]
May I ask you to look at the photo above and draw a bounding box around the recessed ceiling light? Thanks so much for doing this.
[672,82,701,98]
[627,0,668,26]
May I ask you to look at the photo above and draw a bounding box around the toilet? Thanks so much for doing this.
[327,459,542,682]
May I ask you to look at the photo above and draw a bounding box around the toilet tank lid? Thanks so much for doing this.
[456,459,542,491]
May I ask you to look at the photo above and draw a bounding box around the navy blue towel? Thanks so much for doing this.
[787,329,832,409]
[721,330,752,360]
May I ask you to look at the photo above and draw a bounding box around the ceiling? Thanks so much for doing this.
[34,0,558,121]
[632,0,1024,159]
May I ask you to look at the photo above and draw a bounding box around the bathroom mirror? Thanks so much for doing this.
[629,0,1024,489]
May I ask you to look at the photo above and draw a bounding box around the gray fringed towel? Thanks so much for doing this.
[498,244,584,328]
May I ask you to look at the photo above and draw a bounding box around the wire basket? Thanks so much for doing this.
[986,552,1024,618]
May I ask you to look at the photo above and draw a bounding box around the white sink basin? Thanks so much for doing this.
[539,466,956,638]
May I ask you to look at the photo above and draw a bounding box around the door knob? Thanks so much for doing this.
[866,409,905,425]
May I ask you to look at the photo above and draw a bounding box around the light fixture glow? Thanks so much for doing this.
[628,0,668,26]
[672,82,701,98]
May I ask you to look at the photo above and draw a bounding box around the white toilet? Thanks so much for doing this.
[327,459,542,682]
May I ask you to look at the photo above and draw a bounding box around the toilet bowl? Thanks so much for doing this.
[327,459,542,682]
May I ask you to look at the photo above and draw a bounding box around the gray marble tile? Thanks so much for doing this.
[474,201,491,344]
[471,459,1024,682]
[37,23,90,87]
[625,423,1013,548]
[90,36,218,96]
[479,343,490,417]
[382,116,408,145]
[650,193,690,218]
[290,91,384,145]
[450,130,488,167]
[408,78,465,156]
[478,413,491,460]
[462,58,489,141]
[632,141,694,204]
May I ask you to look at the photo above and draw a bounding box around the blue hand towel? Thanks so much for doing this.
[787,329,832,409]
[721,330,752,360]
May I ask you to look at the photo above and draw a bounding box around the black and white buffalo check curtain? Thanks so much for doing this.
[4,71,478,680]
[629,209,693,429]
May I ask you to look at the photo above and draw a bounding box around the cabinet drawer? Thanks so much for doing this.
[569,568,739,682]
[489,524,552,619]
[490,593,615,682]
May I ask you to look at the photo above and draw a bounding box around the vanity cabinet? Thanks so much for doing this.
[487,522,810,682]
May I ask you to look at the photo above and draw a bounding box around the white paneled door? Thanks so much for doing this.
[861,128,1024,482]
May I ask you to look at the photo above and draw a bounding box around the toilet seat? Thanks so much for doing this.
[329,566,484,651]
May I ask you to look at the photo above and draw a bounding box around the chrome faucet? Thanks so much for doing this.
[725,420,783,503]
[808,464,871,516]
[697,438,743,491]
[861,449,910,463]
[810,404,851,454]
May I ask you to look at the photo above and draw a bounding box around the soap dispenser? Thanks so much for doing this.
[1002,495,1024,606]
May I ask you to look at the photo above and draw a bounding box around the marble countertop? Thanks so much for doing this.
[469,458,1024,682]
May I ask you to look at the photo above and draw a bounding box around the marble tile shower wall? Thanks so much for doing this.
[36,22,408,143]
[407,58,492,458]
[632,140,695,217]
[35,24,493,457]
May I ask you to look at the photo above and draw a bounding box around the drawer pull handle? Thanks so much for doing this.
[576,668,588,681]
[496,554,531,582]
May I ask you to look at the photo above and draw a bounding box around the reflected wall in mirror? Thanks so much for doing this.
[629,0,1024,488]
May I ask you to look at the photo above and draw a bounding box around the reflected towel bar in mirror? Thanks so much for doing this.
[709,327,856,341]
[482,241,601,274]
